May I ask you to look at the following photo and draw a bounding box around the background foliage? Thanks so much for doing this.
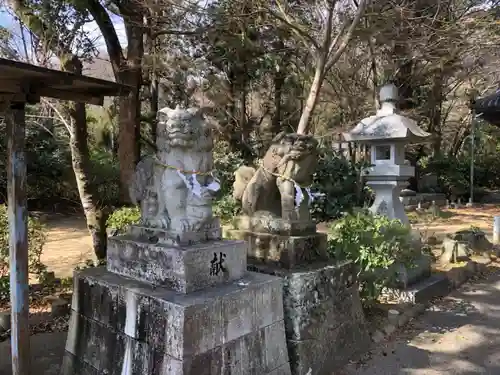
[0,205,47,301]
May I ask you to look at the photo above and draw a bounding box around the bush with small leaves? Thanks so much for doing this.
[106,206,141,235]
[89,150,121,206]
[213,194,242,225]
[327,210,416,307]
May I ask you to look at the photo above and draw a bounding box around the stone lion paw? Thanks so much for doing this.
[155,215,171,230]
[170,218,191,234]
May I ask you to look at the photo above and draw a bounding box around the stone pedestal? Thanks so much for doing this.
[107,235,247,293]
[367,179,409,226]
[62,236,291,374]
[248,261,371,375]
[227,229,328,269]
[390,253,432,288]
[228,216,369,374]
[227,216,328,269]
[382,246,448,304]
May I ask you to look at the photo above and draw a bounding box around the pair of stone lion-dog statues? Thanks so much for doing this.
[130,106,319,237]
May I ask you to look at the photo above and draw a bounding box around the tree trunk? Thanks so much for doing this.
[85,0,144,203]
[272,70,285,136]
[367,35,379,110]
[150,76,159,144]
[67,103,108,260]
[428,72,444,156]
[63,58,108,260]
[117,75,141,203]
[296,57,325,134]
[117,13,143,203]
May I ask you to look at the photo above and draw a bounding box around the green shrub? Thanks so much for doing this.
[0,121,120,208]
[213,195,242,225]
[106,206,141,233]
[311,148,371,223]
[327,210,415,306]
[0,204,48,301]
[211,140,246,225]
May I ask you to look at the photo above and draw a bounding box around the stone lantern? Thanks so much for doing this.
[343,84,431,226]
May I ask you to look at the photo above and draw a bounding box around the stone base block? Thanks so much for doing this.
[248,260,371,375]
[107,237,247,293]
[382,274,450,304]
[401,193,447,207]
[63,267,291,375]
[226,230,328,269]
[128,219,222,247]
[231,215,317,236]
[391,253,432,289]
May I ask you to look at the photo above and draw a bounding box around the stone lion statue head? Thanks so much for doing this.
[156,105,212,151]
[263,132,318,185]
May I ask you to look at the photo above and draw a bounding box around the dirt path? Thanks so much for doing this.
[412,205,500,240]
[40,215,94,278]
[317,205,500,240]
[340,268,500,375]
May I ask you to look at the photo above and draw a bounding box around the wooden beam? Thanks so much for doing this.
[36,88,104,106]
[6,102,31,375]
[0,93,40,107]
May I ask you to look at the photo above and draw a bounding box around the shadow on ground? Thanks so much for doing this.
[340,268,500,375]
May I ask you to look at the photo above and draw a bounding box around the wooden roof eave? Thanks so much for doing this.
[0,57,131,107]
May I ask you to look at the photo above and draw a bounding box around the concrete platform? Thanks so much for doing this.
[65,266,290,374]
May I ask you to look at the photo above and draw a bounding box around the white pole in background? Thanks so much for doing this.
[469,113,475,206]
[493,216,500,244]
[468,113,482,207]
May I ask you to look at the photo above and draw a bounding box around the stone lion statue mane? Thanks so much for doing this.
[233,132,318,220]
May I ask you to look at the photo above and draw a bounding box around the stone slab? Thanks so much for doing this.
[63,311,290,375]
[231,215,317,236]
[227,230,328,269]
[64,266,290,374]
[107,237,247,293]
[382,274,450,304]
[390,253,432,289]
[128,219,222,247]
[248,260,371,375]
[401,193,447,207]
[70,267,287,362]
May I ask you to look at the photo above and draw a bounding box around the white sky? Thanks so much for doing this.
[0,4,128,56]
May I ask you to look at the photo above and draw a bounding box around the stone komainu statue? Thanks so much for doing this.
[233,132,318,221]
[129,105,218,235]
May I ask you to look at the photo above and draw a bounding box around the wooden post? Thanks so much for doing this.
[6,101,30,375]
